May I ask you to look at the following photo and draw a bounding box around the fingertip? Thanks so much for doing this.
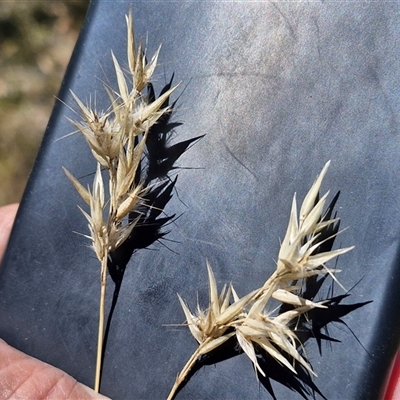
[0,203,19,219]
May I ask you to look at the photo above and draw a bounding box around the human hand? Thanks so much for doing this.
[0,204,109,399]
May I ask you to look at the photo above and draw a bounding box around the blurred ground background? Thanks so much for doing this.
[0,1,89,206]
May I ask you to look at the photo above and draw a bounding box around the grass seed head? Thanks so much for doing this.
[173,162,353,393]
[65,11,178,261]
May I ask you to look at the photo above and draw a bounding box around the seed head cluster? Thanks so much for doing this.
[63,12,178,392]
[167,162,353,399]
[62,10,357,398]
[64,12,177,262]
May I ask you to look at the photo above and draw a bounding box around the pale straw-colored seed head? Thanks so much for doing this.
[174,162,353,390]
[64,11,179,263]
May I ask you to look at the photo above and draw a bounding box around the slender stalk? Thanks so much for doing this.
[100,279,124,378]
[258,271,278,297]
[94,255,108,392]
[166,337,213,400]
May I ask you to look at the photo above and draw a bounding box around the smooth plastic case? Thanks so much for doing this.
[1,1,400,399]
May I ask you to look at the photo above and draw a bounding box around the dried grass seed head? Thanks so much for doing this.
[64,9,181,258]
[175,162,354,390]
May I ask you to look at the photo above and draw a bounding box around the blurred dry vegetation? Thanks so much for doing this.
[0,0,89,206]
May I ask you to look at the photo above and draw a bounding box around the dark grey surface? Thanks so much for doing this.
[1,1,400,399]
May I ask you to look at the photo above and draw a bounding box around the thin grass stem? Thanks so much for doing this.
[94,255,108,392]
[166,337,213,400]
